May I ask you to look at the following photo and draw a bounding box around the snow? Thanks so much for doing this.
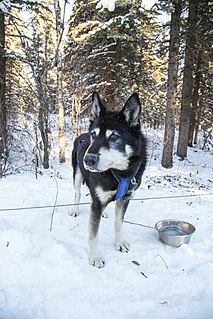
[141,0,156,10]
[96,0,158,12]
[0,0,42,12]
[96,0,116,12]
[0,0,11,12]
[0,129,213,319]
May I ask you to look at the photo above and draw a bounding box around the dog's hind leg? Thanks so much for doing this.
[114,200,130,253]
[70,168,83,217]
[88,201,106,268]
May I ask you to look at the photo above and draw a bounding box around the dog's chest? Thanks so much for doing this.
[95,186,117,205]
[95,185,135,205]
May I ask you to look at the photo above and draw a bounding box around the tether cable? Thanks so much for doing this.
[0,193,212,213]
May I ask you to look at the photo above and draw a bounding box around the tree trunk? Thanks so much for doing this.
[188,49,201,146]
[38,106,50,169]
[54,0,66,163]
[177,0,199,159]
[38,68,50,170]
[0,10,7,177]
[161,0,182,168]
[57,53,66,163]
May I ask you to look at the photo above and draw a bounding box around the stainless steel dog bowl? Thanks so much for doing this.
[155,219,196,247]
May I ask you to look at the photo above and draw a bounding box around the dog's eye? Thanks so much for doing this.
[91,131,96,140]
[109,132,120,142]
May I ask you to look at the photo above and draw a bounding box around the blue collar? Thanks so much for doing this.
[111,161,141,200]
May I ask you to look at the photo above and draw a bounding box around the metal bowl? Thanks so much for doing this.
[155,219,196,247]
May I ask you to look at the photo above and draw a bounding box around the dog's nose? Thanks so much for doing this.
[84,154,98,168]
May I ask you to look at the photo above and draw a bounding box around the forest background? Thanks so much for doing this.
[0,0,212,177]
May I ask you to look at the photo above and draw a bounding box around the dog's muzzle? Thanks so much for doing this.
[84,153,99,171]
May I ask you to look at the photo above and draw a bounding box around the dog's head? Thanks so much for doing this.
[84,92,142,173]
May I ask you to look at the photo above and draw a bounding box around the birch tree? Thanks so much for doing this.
[54,0,66,163]
[22,1,56,169]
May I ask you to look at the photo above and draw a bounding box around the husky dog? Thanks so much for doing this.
[71,92,146,268]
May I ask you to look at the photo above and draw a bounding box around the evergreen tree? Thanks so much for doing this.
[65,0,158,112]
[188,0,212,146]
[161,0,183,168]
[158,0,212,161]
[0,0,44,175]
[177,0,199,159]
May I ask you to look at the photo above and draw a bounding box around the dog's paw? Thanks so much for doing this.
[116,241,130,253]
[89,256,105,268]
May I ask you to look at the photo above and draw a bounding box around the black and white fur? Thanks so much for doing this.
[71,92,146,268]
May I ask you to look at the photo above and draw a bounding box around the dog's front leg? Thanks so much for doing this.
[88,201,105,268]
[114,200,130,253]
[70,168,83,217]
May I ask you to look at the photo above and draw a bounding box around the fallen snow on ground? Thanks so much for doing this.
[0,130,213,319]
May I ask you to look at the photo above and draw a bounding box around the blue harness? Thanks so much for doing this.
[76,139,141,201]
[110,161,141,200]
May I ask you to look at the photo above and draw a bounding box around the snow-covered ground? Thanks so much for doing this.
[0,129,213,319]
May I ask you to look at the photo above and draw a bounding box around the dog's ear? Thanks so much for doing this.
[91,92,105,120]
[122,93,141,127]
